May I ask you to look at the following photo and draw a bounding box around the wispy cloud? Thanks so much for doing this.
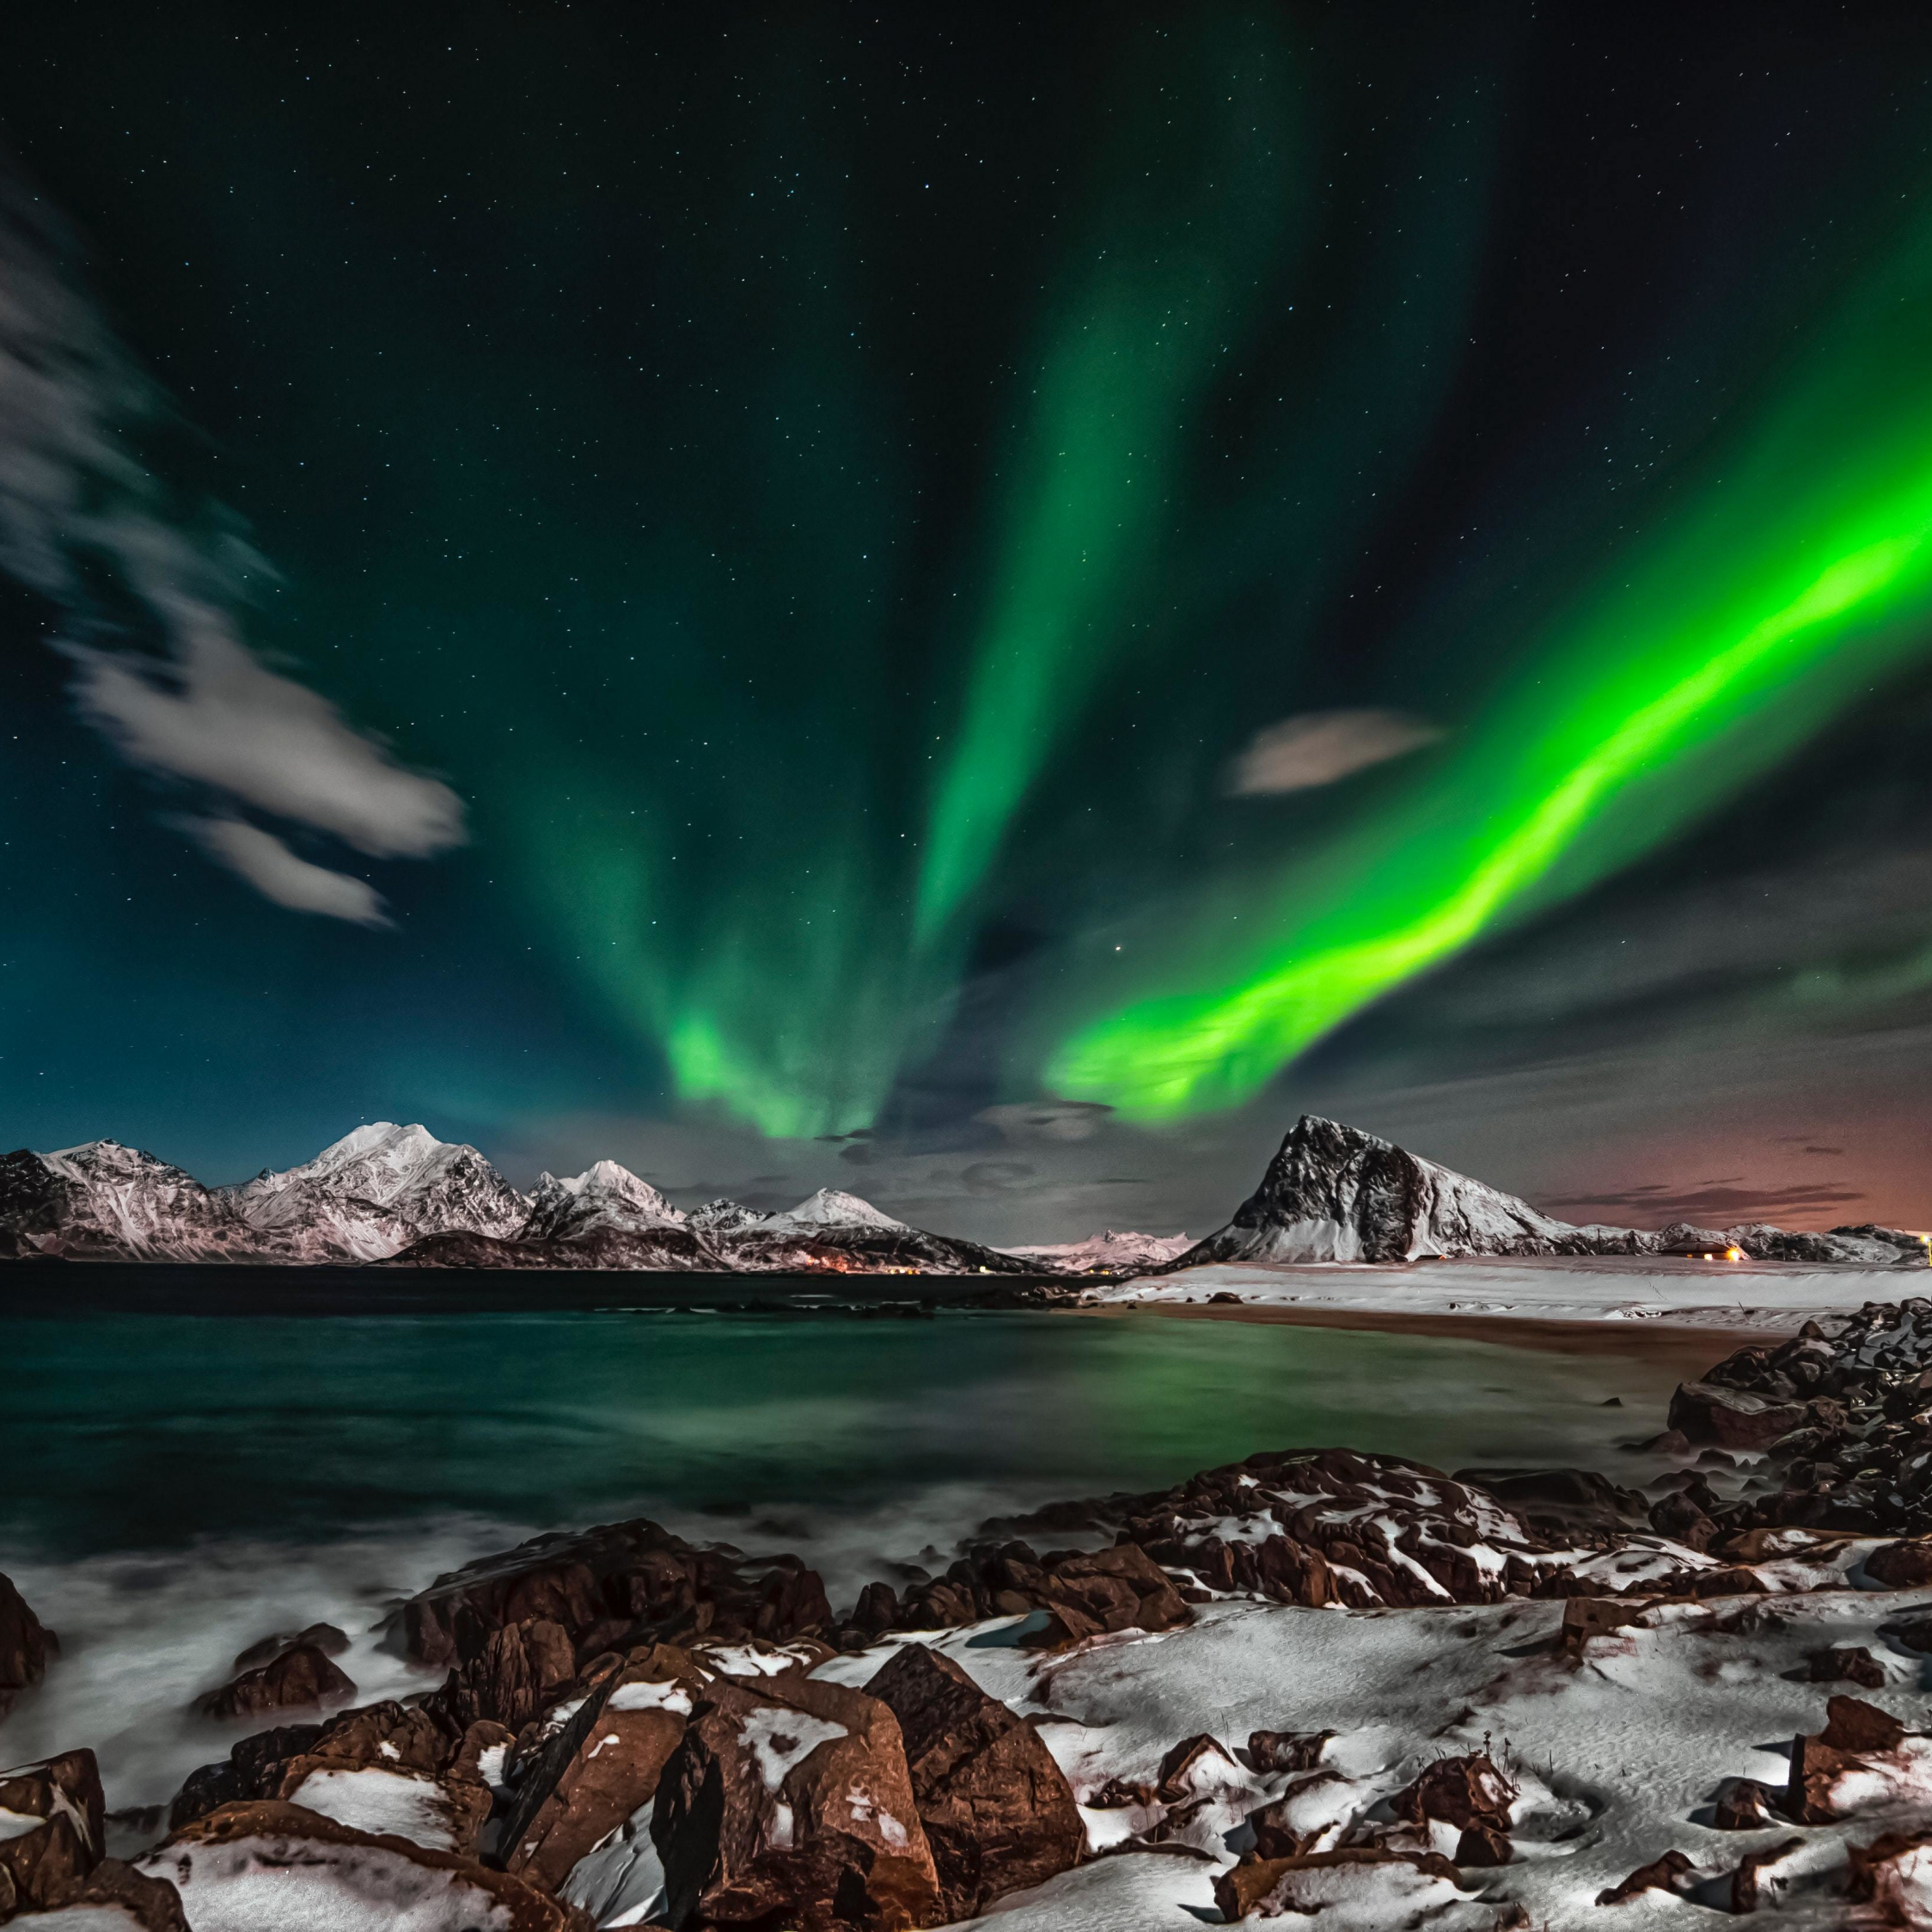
[0,168,466,920]
[1227,708,1442,796]
[179,816,392,927]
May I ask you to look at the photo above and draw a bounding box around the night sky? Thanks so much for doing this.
[6,3,1932,1238]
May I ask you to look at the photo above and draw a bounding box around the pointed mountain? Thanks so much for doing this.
[762,1188,908,1233]
[229,1122,528,1261]
[522,1160,685,1241]
[1171,1115,1571,1267]
[0,1140,254,1260]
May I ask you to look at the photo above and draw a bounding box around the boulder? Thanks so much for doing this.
[1388,1752,1516,1836]
[651,1672,940,1931]
[1712,1779,1783,1830]
[1787,1697,1910,1824]
[1867,1538,1932,1587]
[168,1723,325,1832]
[1807,1645,1887,1690]
[500,1644,703,1892]
[138,1800,593,1930]
[1596,1849,1696,1904]
[3,1857,190,1929]
[862,1642,1083,1919]
[1247,1730,1336,1774]
[193,1643,356,1721]
[0,1574,57,1716]
[231,1622,350,1672]
[403,1518,833,1671]
[0,1750,106,1915]
[1729,1836,1804,1914]
[1212,1847,1463,1922]
[1666,1381,1806,1452]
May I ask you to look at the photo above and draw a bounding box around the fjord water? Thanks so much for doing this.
[0,1287,1697,1810]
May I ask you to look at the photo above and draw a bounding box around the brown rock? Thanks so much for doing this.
[168,1721,325,1831]
[1729,1836,1804,1913]
[1248,1772,1350,1859]
[1246,1729,1335,1774]
[1822,1694,1906,1754]
[0,1750,106,1911]
[1848,1829,1932,1916]
[0,1573,57,1716]
[8,1857,191,1929]
[139,1800,591,1929]
[1454,1824,1512,1867]
[1596,1848,1695,1904]
[1027,1544,1190,1647]
[1667,1381,1805,1451]
[193,1643,356,1721]
[1556,1597,1648,1654]
[1867,1538,1932,1587]
[1807,1645,1886,1690]
[1713,1778,1783,1831]
[1647,1489,1719,1550]
[431,1615,578,1731]
[1884,1611,1932,1654]
[651,1672,940,1931]
[1153,1733,1238,1805]
[403,1517,833,1670]
[501,1644,703,1892]
[232,1621,350,1672]
[863,1642,1082,1920]
[1389,1752,1516,1835]
[1212,1848,1462,1922]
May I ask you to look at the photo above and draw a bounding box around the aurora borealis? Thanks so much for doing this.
[7,5,1932,1233]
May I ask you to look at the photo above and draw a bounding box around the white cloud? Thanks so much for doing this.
[70,607,465,858]
[1227,708,1442,796]
[181,816,392,927]
[0,168,468,913]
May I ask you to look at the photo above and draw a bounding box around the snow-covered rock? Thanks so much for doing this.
[520,1161,684,1242]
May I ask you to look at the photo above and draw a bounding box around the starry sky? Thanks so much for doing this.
[6,3,1932,1239]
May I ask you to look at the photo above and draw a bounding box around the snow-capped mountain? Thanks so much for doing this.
[1167,1115,1927,1269]
[1005,1230,1196,1274]
[522,1160,685,1242]
[218,1122,529,1263]
[760,1188,908,1234]
[0,1140,256,1261]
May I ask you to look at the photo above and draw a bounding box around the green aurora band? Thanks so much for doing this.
[1045,200,1932,1121]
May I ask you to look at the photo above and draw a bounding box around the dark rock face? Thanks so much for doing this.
[193,1642,357,1721]
[0,1750,106,1915]
[862,1643,1083,1920]
[651,1672,941,1932]
[1389,1752,1517,1836]
[0,1141,253,1261]
[1667,1380,1808,1451]
[168,1722,327,1832]
[430,1617,578,1733]
[387,1224,716,1270]
[0,1572,57,1717]
[403,1516,835,1672]
[500,1643,704,1892]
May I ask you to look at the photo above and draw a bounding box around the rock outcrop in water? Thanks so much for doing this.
[1166,1114,1929,1269]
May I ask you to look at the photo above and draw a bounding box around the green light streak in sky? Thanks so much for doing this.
[914,25,1293,947]
[1048,214,1932,1120]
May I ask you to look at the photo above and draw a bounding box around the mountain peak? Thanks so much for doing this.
[769,1187,907,1232]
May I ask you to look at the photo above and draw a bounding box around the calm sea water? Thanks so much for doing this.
[0,1286,1703,1809]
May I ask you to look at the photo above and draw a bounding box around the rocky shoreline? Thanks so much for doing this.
[10,1300,1932,1924]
